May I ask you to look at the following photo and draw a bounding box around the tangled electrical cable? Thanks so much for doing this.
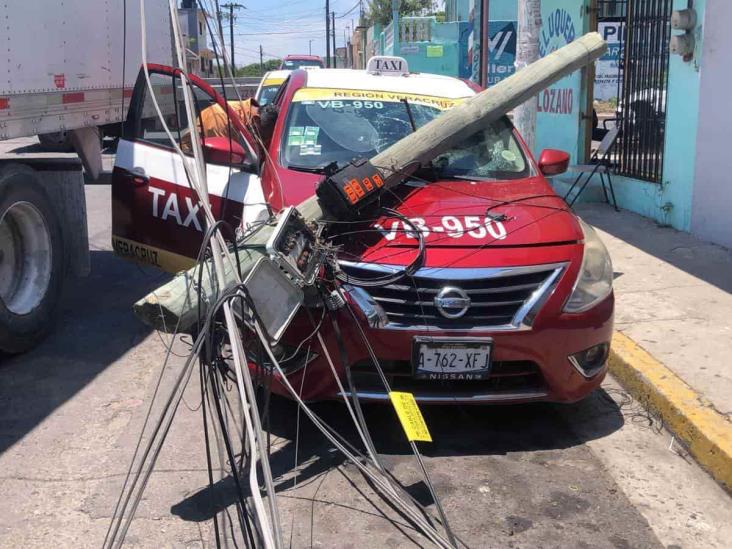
[106,1,597,546]
[105,2,467,548]
[332,207,427,288]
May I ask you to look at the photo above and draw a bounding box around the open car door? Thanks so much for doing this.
[112,65,268,272]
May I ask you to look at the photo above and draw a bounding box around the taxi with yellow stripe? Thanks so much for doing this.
[255,69,290,107]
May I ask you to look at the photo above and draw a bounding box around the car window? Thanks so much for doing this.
[134,72,187,146]
[280,88,530,180]
[283,59,322,69]
[257,84,281,107]
[132,71,252,160]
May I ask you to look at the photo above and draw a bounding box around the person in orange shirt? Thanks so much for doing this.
[181,98,260,152]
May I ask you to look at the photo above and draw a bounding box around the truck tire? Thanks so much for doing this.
[0,165,64,353]
[37,131,75,153]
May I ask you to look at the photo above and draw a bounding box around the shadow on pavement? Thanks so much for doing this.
[171,388,624,523]
[2,143,46,154]
[0,250,169,455]
[577,203,732,294]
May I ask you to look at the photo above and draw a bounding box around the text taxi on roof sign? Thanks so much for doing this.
[366,56,410,76]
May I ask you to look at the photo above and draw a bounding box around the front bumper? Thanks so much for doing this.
[264,291,614,405]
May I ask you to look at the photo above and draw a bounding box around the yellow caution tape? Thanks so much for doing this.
[389,391,432,442]
[292,87,466,110]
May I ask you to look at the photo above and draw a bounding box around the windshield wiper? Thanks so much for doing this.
[439,172,524,182]
[401,98,417,131]
[287,161,340,175]
[443,174,495,181]
[286,164,326,174]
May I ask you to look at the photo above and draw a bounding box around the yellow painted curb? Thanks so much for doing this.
[608,331,732,492]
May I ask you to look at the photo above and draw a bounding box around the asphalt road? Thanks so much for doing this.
[0,140,731,548]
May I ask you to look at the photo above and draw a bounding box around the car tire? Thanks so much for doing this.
[0,165,65,353]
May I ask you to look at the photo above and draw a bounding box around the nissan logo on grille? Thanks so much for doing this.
[434,286,471,319]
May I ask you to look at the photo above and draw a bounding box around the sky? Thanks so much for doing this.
[198,0,365,67]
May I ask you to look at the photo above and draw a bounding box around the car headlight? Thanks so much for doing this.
[564,219,613,313]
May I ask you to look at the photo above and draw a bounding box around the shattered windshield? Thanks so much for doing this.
[281,91,530,180]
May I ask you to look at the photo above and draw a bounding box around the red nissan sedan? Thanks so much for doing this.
[111,58,614,404]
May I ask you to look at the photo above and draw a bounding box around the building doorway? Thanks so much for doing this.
[589,0,673,183]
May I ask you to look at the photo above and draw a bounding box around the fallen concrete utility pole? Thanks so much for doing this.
[134,32,607,333]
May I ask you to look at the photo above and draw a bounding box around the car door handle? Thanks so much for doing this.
[130,167,149,186]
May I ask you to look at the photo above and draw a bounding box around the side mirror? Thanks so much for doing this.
[202,137,248,166]
[538,149,570,176]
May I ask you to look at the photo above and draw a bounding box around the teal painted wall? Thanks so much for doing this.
[466,0,517,23]
[550,0,706,233]
[446,0,470,22]
[381,20,470,78]
[650,0,706,230]
[535,0,586,163]
[488,0,516,21]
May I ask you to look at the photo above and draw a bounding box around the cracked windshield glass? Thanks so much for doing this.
[282,93,529,180]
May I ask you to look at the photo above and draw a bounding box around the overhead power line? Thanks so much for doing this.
[235,30,323,36]
[220,3,246,71]
[336,0,360,18]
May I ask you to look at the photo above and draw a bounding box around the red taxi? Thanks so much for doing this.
[279,55,325,70]
[112,58,614,404]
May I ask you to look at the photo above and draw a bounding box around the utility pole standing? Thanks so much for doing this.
[515,0,541,154]
[479,0,490,87]
[221,3,245,73]
[259,45,264,75]
[344,26,349,68]
[325,0,331,67]
[331,11,336,68]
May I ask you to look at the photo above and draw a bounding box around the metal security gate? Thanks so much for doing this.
[614,0,673,183]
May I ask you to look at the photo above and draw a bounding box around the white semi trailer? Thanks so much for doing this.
[0,1,172,352]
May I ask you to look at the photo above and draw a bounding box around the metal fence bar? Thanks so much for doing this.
[611,0,671,183]
[655,0,672,179]
[618,0,634,178]
[637,0,648,178]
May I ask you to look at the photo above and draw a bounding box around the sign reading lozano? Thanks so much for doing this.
[537,87,574,114]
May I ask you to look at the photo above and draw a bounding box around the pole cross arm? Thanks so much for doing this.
[133,32,607,333]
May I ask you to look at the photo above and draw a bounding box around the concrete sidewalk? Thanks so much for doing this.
[575,203,732,489]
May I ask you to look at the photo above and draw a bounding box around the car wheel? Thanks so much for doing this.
[0,165,65,353]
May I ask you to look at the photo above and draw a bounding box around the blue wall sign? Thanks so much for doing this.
[539,8,577,57]
[486,21,517,85]
[535,1,585,163]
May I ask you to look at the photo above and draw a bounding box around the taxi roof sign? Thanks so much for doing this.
[366,56,409,76]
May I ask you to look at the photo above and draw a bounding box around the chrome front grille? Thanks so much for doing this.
[339,262,565,330]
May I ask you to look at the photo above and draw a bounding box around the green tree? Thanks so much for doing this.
[235,58,281,77]
[365,0,436,26]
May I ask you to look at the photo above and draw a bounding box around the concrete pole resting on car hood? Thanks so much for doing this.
[133,32,607,334]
